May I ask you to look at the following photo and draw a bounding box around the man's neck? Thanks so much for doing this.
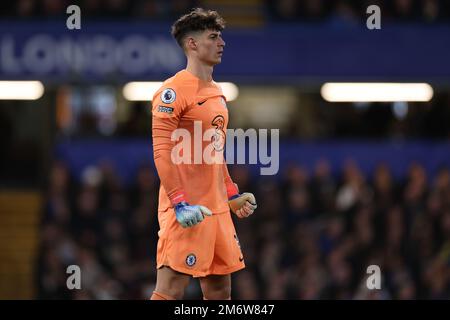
[186,60,214,82]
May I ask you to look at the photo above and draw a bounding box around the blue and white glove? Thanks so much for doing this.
[174,202,213,228]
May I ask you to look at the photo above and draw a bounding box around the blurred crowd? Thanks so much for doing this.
[2,0,449,23]
[267,0,450,24]
[37,158,450,299]
[59,93,450,140]
[1,0,199,20]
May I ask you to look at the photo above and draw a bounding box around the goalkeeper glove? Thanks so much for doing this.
[174,202,212,228]
[228,192,257,218]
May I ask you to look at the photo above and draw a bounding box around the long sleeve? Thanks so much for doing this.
[222,162,239,199]
[151,72,231,214]
[151,84,189,206]
[152,114,187,205]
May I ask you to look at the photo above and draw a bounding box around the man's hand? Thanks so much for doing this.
[174,202,212,228]
[228,193,257,218]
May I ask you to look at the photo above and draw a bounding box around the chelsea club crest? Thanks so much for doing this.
[186,253,196,267]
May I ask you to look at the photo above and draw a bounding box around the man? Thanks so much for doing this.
[150,8,257,300]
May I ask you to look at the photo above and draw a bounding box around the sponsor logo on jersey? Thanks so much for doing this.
[211,115,226,151]
[158,106,174,114]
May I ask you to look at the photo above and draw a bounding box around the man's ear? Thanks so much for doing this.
[186,37,197,51]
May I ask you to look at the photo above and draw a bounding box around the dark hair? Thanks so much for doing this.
[171,8,226,48]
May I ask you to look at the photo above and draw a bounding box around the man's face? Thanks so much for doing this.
[190,29,225,66]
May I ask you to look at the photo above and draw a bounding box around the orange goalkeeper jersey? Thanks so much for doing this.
[152,69,235,214]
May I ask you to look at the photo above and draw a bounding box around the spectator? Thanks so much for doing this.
[37,159,450,299]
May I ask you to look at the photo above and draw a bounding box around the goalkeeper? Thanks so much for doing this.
[150,8,257,301]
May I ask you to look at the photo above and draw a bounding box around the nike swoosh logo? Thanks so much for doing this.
[198,100,207,105]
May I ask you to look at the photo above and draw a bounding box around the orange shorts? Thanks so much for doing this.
[156,208,245,277]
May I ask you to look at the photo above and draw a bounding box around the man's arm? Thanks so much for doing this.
[222,161,239,199]
[222,162,257,218]
[152,115,187,205]
[152,88,212,227]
